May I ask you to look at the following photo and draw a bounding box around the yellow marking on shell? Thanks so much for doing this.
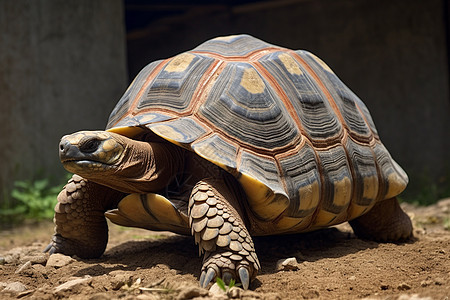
[274,216,304,232]
[362,175,378,200]
[107,126,146,138]
[347,203,369,220]
[279,53,303,75]
[150,124,184,147]
[385,172,408,199]
[240,68,265,94]
[309,53,334,74]
[239,173,289,220]
[102,139,117,152]
[192,143,228,170]
[165,53,196,73]
[314,210,338,226]
[332,177,352,207]
[298,181,320,212]
[213,35,239,42]
[139,114,160,124]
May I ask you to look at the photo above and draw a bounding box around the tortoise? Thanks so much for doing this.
[46,34,412,289]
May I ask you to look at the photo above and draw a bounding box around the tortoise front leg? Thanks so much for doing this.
[45,174,125,258]
[189,177,260,290]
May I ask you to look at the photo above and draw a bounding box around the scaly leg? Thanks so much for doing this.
[45,174,125,258]
[349,197,413,241]
[189,177,260,290]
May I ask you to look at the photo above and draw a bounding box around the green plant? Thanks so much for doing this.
[444,218,450,231]
[11,179,61,220]
[216,277,236,292]
[1,176,68,226]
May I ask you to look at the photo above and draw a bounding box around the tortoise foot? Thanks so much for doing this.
[349,197,413,242]
[189,178,260,289]
[44,234,74,255]
[45,175,123,259]
[200,248,257,289]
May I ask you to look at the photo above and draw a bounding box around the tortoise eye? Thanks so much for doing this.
[80,138,101,153]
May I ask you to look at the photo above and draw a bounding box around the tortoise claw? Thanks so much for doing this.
[199,270,206,287]
[238,267,250,290]
[201,268,217,288]
[43,234,64,255]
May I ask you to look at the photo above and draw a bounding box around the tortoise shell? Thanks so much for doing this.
[106,34,408,234]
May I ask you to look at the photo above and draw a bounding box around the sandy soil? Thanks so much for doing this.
[0,200,449,300]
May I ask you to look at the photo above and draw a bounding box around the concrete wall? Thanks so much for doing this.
[126,0,450,200]
[0,1,127,201]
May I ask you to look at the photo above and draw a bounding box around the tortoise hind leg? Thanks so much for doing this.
[189,177,260,290]
[349,197,413,242]
[45,174,125,258]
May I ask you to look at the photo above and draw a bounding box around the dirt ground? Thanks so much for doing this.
[1,200,449,300]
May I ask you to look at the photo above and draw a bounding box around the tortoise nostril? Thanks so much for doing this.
[59,140,69,154]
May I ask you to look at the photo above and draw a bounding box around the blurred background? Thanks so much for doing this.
[1,0,449,226]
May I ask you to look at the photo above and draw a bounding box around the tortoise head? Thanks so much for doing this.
[59,130,158,193]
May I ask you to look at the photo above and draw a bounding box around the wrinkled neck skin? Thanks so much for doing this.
[86,135,184,194]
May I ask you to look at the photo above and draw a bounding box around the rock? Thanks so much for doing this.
[397,282,411,291]
[109,271,133,290]
[276,257,299,271]
[434,277,445,285]
[15,261,32,274]
[301,289,320,299]
[54,276,92,294]
[209,282,226,297]
[348,275,356,281]
[32,263,48,275]
[20,253,48,265]
[176,285,209,300]
[46,253,74,268]
[2,282,28,294]
[0,257,5,265]
[420,279,432,287]
[228,286,243,298]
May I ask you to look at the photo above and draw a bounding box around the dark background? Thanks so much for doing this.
[1,0,449,205]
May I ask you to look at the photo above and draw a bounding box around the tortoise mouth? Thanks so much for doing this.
[62,158,115,172]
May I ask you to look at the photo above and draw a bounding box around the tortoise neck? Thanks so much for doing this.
[91,136,185,194]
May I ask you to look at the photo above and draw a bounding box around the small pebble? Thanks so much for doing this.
[21,254,48,265]
[301,289,320,299]
[397,282,411,291]
[46,253,74,268]
[420,279,432,287]
[54,276,91,293]
[275,257,299,271]
[15,261,32,274]
[2,282,28,294]
[0,257,5,265]
[434,277,445,285]
[208,282,226,296]
[176,286,209,300]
